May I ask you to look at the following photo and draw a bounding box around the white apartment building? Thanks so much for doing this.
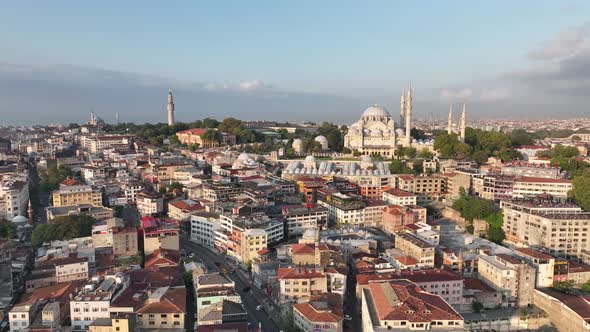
[0,178,29,220]
[70,276,127,330]
[318,194,386,227]
[512,177,572,199]
[190,212,221,247]
[9,304,32,332]
[283,206,328,237]
[382,188,417,206]
[137,190,164,216]
[502,199,590,258]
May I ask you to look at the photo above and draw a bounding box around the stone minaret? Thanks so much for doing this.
[460,104,466,142]
[405,83,412,145]
[399,90,405,128]
[447,105,453,134]
[167,89,175,126]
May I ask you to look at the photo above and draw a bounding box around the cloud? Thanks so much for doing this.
[440,88,473,101]
[478,88,510,101]
[238,80,266,92]
[527,22,590,60]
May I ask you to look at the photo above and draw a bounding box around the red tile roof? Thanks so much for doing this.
[17,281,84,305]
[367,280,463,323]
[195,322,249,332]
[390,269,463,283]
[291,244,315,255]
[293,293,343,323]
[176,128,209,136]
[144,249,180,268]
[515,247,554,260]
[136,288,186,314]
[278,267,326,280]
[384,188,415,197]
[517,177,572,184]
[463,278,495,292]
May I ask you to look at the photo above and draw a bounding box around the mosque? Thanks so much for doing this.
[344,84,436,157]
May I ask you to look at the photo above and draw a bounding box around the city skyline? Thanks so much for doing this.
[1,1,590,124]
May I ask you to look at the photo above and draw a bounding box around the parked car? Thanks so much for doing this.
[256,305,263,311]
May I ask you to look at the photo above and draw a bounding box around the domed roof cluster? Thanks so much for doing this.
[284,160,391,176]
[314,135,328,143]
[234,153,258,167]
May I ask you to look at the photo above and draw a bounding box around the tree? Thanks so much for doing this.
[413,160,424,174]
[353,150,362,157]
[113,206,124,218]
[510,129,534,146]
[0,219,16,239]
[389,160,412,174]
[487,227,505,244]
[572,175,590,211]
[200,129,223,145]
[552,280,575,293]
[472,150,489,164]
[32,215,97,247]
[410,128,428,140]
[472,301,484,313]
[316,122,343,152]
[417,148,433,159]
[342,147,352,154]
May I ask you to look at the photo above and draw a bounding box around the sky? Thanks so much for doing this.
[1,1,590,124]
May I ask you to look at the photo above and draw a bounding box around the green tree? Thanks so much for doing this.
[316,122,343,152]
[510,129,534,146]
[581,279,590,293]
[417,148,433,159]
[200,129,223,145]
[0,219,16,239]
[487,227,505,244]
[552,280,575,293]
[389,160,413,174]
[413,160,424,174]
[32,215,97,247]
[572,175,590,211]
[472,301,484,313]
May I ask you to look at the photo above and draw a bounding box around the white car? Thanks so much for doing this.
[256,305,263,311]
[344,314,352,321]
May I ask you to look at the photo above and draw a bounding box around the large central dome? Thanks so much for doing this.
[362,104,390,117]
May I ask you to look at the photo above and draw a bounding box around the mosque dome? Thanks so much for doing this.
[395,128,405,136]
[362,105,390,118]
[11,215,28,224]
[314,135,328,144]
[361,155,372,163]
[237,153,250,161]
[304,155,316,163]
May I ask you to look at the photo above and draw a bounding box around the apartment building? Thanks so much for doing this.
[388,269,464,306]
[190,212,222,248]
[219,213,283,263]
[381,205,426,235]
[176,128,220,148]
[394,232,435,268]
[277,268,328,304]
[80,135,132,153]
[91,219,138,258]
[293,293,343,332]
[282,205,328,237]
[501,199,590,258]
[135,287,186,330]
[512,177,572,199]
[194,273,238,313]
[202,182,243,201]
[0,178,29,220]
[382,188,417,206]
[51,179,102,207]
[397,174,446,202]
[440,172,471,201]
[168,199,205,221]
[70,276,128,330]
[361,280,464,331]
[141,217,179,255]
[47,204,113,221]
[477,253,535,307]
[318,193,386,227]
[136,190,164,216]
[514,247,555,288]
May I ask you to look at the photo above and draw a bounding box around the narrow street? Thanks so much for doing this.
[180,236,281,332]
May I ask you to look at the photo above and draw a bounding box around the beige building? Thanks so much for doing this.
[512,177,572,199]
[382,188,417,206]
[176,128,219,148]
[51,181,102,207]
[240,228,267,263]
[135,287,186,330]
[361,280,464,331]
[394,232,435,268]
[478,253,535,307]
[502,199,590,258]
[441,172,471,200]
[278,268,328,304]
[293,294,343,332]
[533,288,590,332]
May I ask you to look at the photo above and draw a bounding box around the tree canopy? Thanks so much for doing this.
[316,122,344,152]
[32,215,96,247]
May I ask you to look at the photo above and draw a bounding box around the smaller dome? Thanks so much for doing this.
[361,155,372,163]
[292,138,302,145]
[237,153,250,161]
[314,135,328,143]
[11,215,28,223]
[304,155,316,163]
[348,128,359,135]
[395,128,405,136]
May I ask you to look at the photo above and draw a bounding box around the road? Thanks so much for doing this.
[180,236,281,332]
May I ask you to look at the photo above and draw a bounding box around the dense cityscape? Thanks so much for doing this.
[0,85,587,332]
[4,2,590,332]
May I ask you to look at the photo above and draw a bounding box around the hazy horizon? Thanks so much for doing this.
[1,1,590,124]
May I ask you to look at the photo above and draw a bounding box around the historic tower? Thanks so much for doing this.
[460,104,466,142]
[447,105,453,135]
[167,89,175,126]
[399,90,406,128]
[405,83,412,145]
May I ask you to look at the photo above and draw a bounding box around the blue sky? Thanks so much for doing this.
[1,1,589,124]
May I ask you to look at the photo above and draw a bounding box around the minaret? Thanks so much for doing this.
[460,104,466,142]
[115,112,119,125]
[27,199,33,224]
[447,105,453,134]
[405,83,412,145]
[167,89,175,126]
[399,90,406,128]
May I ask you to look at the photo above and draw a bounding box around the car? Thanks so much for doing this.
[242,286,251,292]
[344,314,352,321]
[214,261,221,266]
[256,305,263,311]
[189,252,195,258]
